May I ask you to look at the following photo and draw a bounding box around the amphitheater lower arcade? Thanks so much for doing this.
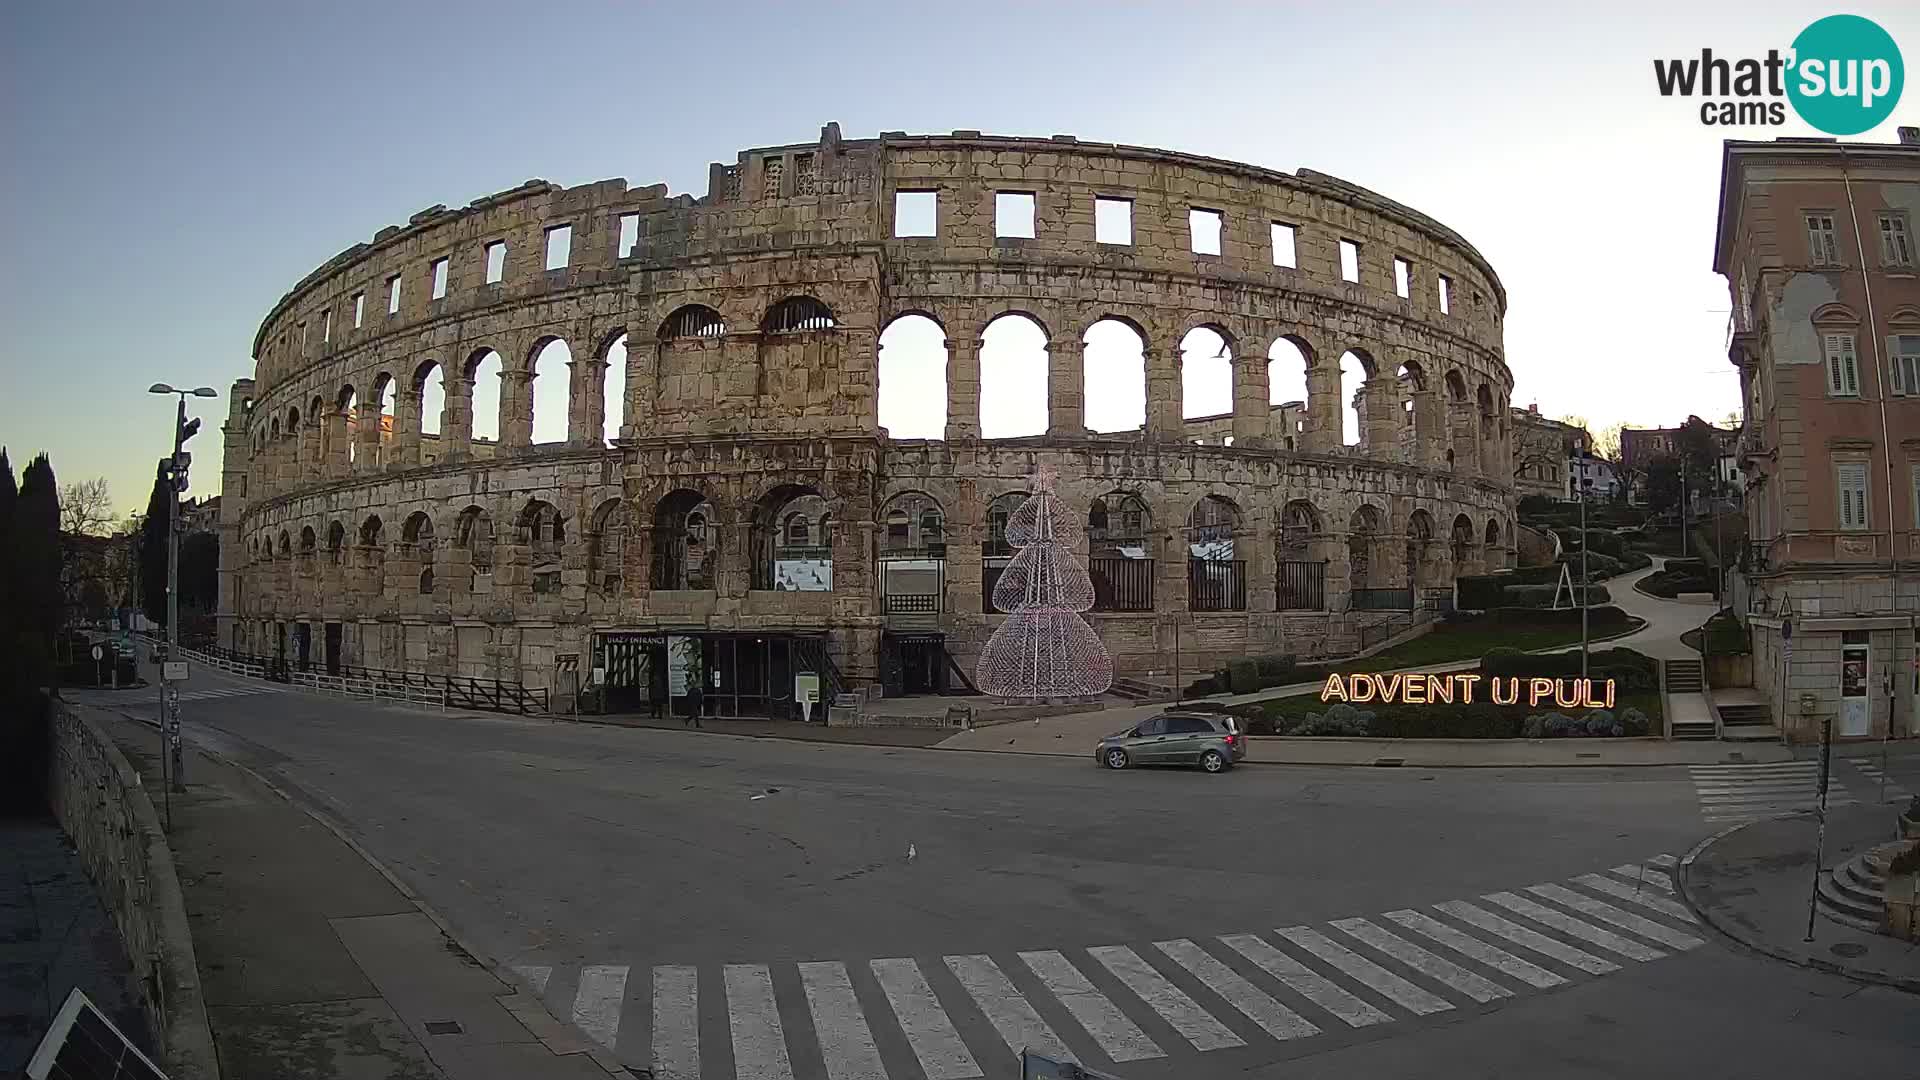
[219,126,1517,714]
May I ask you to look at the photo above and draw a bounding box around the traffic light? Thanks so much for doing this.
[173,414,201,494]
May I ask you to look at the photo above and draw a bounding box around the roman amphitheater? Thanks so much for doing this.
[218,123,1518,716]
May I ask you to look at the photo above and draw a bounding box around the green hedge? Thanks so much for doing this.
[1443,605,1634,632]
[1481,646,1661,692]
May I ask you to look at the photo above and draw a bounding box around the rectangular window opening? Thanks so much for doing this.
[1836,461,1869,530]
[894,190,937,237]
[1189,208,1223,256]
[430,257,449,300]
[1893,334,1920,396]
[1880,213,1914,267]
[1339,239,1361,283]
[1393,256,1412,299]
[1270,222,1296,268]
[352,292,365,328]
[996,192,1036,239]
[387,275,401,315]
[485,241,506,284]
[544,225,572,270]
[1438,275,1452,314]
[1095,197,1132,246]
[1806,213,1840,266]
[321,310,331,343]
[617,214,639,258]
[1823,333,1860,397]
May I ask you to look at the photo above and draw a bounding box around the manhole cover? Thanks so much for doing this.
[1372,758,1404,768]
[1829,943,1867,959]
[425,1021,464,1035]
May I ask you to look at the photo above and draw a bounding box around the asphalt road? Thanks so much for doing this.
[82,668,1920,1079]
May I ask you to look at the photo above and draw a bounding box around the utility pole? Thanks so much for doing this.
[149,383,215,795]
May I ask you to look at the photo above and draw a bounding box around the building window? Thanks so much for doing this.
[1393,257,1411,298]
[1271,222,1296,267]
[894,190,937,237]
[618,214,638,258]
[430,257,449,299]
[996,192,1035,238]
[321,310,331,343]
[762,156,784,199]
[1823,333,1860,396]
[1837,461,1869,530]
[1189,208,1223,255]
[544,225,572,270]
[485,241,506,283]
[793,153,816,195]
[1339,239,1360,283]
[1892,334,1920,395]
[1806,213,1841,266]
[1095,197,1132,245]
[353,292,364,328]
[1879,213,1914,267]
[1438,275,1451,314]
[1912,463,1920,529]
[387,275,401,315]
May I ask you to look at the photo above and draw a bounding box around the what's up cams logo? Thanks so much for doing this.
[1654,14,1904,134]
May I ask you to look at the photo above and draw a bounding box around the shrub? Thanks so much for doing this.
[1449,605,1634,632]
[1227,659,1260,694]
[1502,583,1611,608]
[1292,703,1374,736]
[1621,707,1650,735]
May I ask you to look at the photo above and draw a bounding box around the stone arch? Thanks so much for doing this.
[601,332,628,445]
[650,488,714,590]
[1185,493,1245,611]
[979,313,1049,438]
[879,490,946,553]
[278,530,290,557]
[659,304,726,340]
[1450,512,1477,573]
[763,295,838,333]
[1276,499,1327,610]
[402,510,434,551]
[1083,317,1147,435]
[528,336,572,445]
[1180,324,1235,422]
[1348,504,1383,591]
[359,514,384,548]
[588,498,627,596]
[464,347,505,443]
[326,520,346,563]
[752,483,830,591]
[455,505,495,576]
[413,359,446,437]
[878,314,947,440]
[299,524,317,555]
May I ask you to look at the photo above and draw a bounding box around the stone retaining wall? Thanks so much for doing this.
[45,700,220,1078]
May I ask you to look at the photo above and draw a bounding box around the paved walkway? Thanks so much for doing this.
[86,705,620,1079]
[1680,805,1920,992]
[0,817,151,1072]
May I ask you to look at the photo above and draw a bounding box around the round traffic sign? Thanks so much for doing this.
[91,645,104,661]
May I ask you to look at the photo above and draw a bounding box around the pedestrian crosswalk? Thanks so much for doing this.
[509,855,1704,1078]
[1687,761,1858,824]
[1848,757,1914,804]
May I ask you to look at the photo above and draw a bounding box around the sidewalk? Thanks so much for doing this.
[84,706,620,1079]
[0,818,151,1073]
[1680,804,1920,992]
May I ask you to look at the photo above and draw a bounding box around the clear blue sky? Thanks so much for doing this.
[4,1,1914,517]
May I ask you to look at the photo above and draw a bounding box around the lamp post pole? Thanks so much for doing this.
[149,383,218,796]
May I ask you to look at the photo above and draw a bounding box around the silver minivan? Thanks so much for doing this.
[1095,710,1245,773]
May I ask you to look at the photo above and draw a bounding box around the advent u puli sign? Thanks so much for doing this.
[1653,14,1904,134]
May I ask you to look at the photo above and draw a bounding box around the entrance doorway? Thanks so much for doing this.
[881,634,950,697]
[292,622,311,672]
[324,623,343,675]
[596,632,667,716]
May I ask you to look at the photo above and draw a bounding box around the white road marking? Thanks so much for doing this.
[1525,884,1705,950]
[1645,854,1677,868]
[1480,892,1665,962]
[1087,945,1243,1051]
[875,958,983,1079]
[1152,938,1320,1041]
[1571,873,1699,923]
[571,964,628,1051]
[512,964,551,995]
[943,954,1070,1064]
[1275,927,1453,1016]
[725,963,795,1080]
[1433,901,1620,975]
[798,962,887,1080]
[1381,909,1566,989]
[1607,864,1674,893]
[1019,949,1163,1062]
[1217,934,1393,1028]
[1329,918,1511,1003]
[652,965,700,1080]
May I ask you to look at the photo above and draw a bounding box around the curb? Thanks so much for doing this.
[100,706,629,1076]
[1677,812,1920,995]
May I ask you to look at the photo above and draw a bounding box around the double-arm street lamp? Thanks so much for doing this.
[148,383,217,797]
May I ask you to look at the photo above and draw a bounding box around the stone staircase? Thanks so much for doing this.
[1815,841,1909,933]
[1716,701,1780,742]
[1665,658,1704,693]
[1110,677,1175,703]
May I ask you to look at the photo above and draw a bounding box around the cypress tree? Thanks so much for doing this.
[15,454,62,688]
[0,448,16,695]
[140,460,171,628]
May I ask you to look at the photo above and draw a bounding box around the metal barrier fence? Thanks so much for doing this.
[1090,557,1155,612]
[1186,559,1248,612]
[1276,560,1327,611]
[141,635,549,716]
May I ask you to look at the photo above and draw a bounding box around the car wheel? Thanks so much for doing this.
[1103,748,1130,770]
[1199,749,1228,773]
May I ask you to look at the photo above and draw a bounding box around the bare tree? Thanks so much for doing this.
[60,476,117,536]
[1594,422,1625,462]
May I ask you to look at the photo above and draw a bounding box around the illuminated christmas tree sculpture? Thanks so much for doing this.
[976,467,1115,700]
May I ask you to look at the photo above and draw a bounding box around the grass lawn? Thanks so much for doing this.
[1362,618,1644,669]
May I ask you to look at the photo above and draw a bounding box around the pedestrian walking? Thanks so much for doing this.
[686,682,704,728]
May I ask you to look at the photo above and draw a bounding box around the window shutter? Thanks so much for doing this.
[1837,462,1868,529]
[1892,336,1908,395]
[1842,338,1859,396]
[1825,334,1845,394]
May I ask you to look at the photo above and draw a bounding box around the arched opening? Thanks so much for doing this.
[877,314,947,439]
[878,491,946,622]
[981,491,1031,612]
[650,489,714,591]
[418,568,435,595]
[326,521,345,564]
[455,506,495,579]
[1268,337,1312,441]
[337,385,359,464]
[1185,495,1245,611]
[979,314,1048,439]
[1086,491,1154,612]
[603,333,628,445]
[299,525,317,560]
[468,350,503,443]
[278,531,290,558]
[588,498,626,596]
[1338,351,1371,447]
[1276,500,1327,610]
[530,338,572,444]
[661,304,725,340]
[1348,505,1382,599]
[1407,509,1436,588]
[359,515,383,549]
[415,361,445,438]
[762,296,837,333]
[1179,326,1233,421]
[752,485,830,591]
[520,499,565,593]
[1451,513,1477,575]
[1485,517,1505,570]
[402,511,434,554]
[1083,318,1146,435]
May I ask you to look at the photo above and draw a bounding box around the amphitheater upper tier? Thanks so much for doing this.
[220,123,1519,708]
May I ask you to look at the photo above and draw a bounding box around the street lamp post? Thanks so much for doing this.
[148,383,218,796]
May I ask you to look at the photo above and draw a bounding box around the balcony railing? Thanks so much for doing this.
[1091,557,1155,612]
[1276,560,1327,611]
[1188,559,1248,612]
